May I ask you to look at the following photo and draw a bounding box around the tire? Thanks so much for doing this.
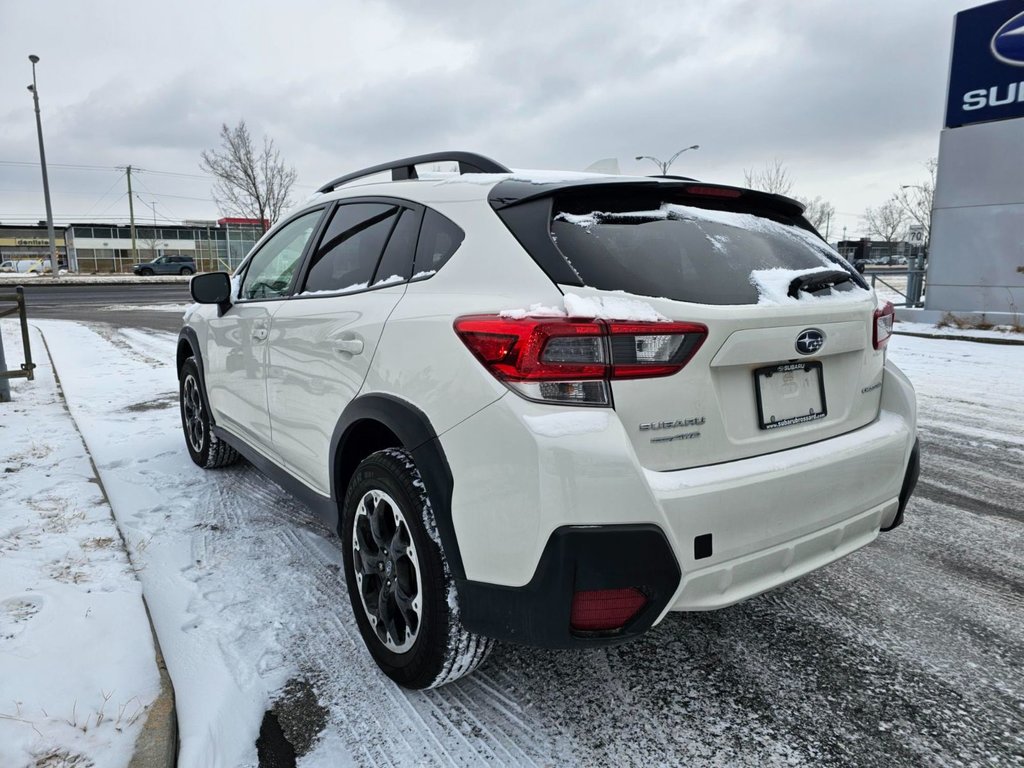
[341,448,493,689]
[179,357,239,469]
[180,267,194,276]
[140,268,154,276]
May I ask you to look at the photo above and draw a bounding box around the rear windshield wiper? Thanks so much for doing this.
[788,269,852,298]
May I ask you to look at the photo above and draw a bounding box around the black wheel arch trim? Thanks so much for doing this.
[176,327,215,428]
[330,393,464,580]
[882,437,920,532]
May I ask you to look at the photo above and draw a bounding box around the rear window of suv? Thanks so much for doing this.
[549,194,858,305]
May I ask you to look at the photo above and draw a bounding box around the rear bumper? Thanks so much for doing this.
[443,362,918,645]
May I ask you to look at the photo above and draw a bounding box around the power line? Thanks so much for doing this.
[82,169,128,218]
[0,160,120,172]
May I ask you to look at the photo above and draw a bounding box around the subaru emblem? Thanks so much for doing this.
[992,10,1024,66]
[795,329,825,356]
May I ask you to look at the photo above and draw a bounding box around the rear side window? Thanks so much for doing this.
[372,208,418,286]
[550,200,856,305]
[303,203,399,294]
[413,209,464,279]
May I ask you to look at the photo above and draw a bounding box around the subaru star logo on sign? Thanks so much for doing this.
[795,329,825,356]
[946,0,1024,128]
[993,10,1024,64]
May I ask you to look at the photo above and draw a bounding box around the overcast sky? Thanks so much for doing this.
[1,0,971,239]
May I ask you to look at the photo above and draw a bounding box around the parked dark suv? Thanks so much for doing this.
[132,255,196,276]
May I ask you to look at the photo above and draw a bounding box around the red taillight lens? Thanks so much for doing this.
[454,316,707,405]
[874,302,895,350]
[570,588,648,632]
[454,318,605,381]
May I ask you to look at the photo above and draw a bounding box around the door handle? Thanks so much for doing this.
[252,327,268,341]
[334,338,364,355]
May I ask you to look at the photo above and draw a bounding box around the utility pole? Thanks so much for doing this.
[147,201,159,258]
[126,166,138,263]
[28,55,58,280]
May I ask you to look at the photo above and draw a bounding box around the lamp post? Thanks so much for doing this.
[28,55,58,279]
[635,145,700,176]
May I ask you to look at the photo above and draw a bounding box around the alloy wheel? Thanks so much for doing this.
[182,374,205,454]
[352,489,422,653]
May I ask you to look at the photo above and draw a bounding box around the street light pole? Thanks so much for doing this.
[635,145,700,175]
[27,55,58,279]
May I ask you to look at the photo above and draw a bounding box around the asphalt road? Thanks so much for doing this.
[18,283,189,332]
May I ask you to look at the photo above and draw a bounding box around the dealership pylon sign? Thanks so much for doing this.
[946,0,1024,128]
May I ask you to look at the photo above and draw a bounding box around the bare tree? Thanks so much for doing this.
[796,195,836,235]
[863,197,907,243]
[893,157,936,246]
[200,120,297,233]
[743,158,794,196]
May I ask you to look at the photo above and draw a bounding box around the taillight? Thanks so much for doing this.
[874,302,895,350]
[454,316,707,406]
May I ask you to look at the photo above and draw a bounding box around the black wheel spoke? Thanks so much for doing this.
[376,588,398,641]
[389,528,409,560]
[369,500,391,549]
[393,583,418,633]
[354,525,383,573]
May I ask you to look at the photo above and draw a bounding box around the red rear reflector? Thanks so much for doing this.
[685,185,743,198]
[570,588,647,632]
[873,301,895,350]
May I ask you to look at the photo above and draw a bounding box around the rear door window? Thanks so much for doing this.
[302,203,400,294]
[549,198,857,305]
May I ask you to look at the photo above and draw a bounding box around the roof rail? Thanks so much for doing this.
[317,151,511,194]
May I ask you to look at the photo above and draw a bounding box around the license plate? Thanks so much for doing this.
[755,362,826,430]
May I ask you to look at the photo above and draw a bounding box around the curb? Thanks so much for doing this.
[33,325,178,768]
[893,330,1024,346]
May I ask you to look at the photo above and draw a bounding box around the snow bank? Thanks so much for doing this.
[0,323,161,768]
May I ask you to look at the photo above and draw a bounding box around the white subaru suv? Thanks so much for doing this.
[178,152,920,689]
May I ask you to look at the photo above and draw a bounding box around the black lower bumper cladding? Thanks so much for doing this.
[883,437,921,532]
[457,524,681,649]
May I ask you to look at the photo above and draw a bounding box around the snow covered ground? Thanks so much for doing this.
[3,319,1022,767]
[0,325,161,768]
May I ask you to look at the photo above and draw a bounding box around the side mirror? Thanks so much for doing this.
[190,272,232,314]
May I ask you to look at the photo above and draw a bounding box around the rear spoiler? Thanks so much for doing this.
[488,178,806,219]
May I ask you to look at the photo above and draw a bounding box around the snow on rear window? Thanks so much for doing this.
[551,203,862,306]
